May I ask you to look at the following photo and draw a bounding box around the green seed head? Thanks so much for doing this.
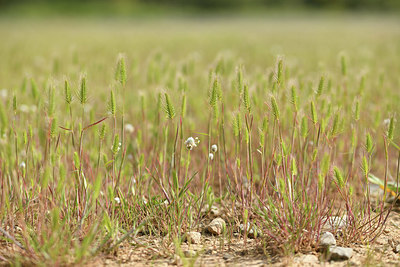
[108,90,116,116]
[310,101,317,125]
[233,113,241,137]
[290,86,298,111]
[64,79,72,105]
[387,116,395,141]
[361,156,369,178]
[277,59,283,84]
[301,116,308,138]
[115,54,127,86]
[334,167,344,188]
[79,75,88,105]
[163,93,175,120]
[366,133,373,153]
[237,65,243,94]
[99,124,106,140]
[316,76,324,96]
[243,84,251,113]
[112,134,120,154]
[12,94,17,114]
[50,117,58,138]
[271,95,280,121]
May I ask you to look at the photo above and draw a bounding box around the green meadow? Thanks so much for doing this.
[0,15,399,264]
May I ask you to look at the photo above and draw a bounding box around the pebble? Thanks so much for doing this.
[206,217,226,235]
[184,231,201,244]
[322,215,348,231]
[294,254,319,264]
[239,223,261,238]
[201,204,220,218]
[328,246,353,261]
[183,250,196,258]
[223,253,234,260]
[319,232,336,247]
[394,244,400,253]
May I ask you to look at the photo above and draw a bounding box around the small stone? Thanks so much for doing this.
[294,254,319,264]
[239,223,261,238]
[173,254,182,265]
[206,218,226,235]
[319,232,336,247]
[201,204,220,218]
[183,250,196,258]
[394,244,400,253]
[184,232,201,244]
[205,249,213,255]
[223,253,234,260]
[322,215,348,231]
[328,246,353,261]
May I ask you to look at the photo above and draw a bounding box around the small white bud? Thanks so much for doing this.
[383,118,391,126]
[19,104,30,113]
[114,197,121,204]
[0,89,8,99]
[211,144,218,153]
[125,123,135,134]
[209,153,214,160]
[19,161,26,168]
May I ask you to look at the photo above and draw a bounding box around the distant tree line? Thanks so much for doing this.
[141,0,400,10]
[1,0,399,11]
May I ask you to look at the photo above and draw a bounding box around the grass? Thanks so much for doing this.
[0,15,399,265]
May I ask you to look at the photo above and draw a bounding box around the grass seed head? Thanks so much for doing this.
[79,75,88,105]
[163,92,175,120]
[271,95,280,121]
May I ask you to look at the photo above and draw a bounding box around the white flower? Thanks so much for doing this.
[19,161,26,168]
[383,118,391,126]
[19,105,30,113]
[114,197,121,204]
[111,142,122,153]
[0,89,8,99]
[209,153,214,160]
[125,124,134,134]
[185,137,197,150]
[211,144,218,153]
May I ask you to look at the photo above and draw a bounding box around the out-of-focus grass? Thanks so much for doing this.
[0,15,399,264]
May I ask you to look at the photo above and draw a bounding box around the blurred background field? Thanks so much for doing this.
[1,0,400,265]
[1,0,400,16]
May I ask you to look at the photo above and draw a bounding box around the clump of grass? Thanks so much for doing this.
[0,35,398,265]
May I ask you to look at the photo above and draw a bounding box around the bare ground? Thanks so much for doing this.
[85,212,400,267]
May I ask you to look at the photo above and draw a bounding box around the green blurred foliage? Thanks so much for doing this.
[1,0,400,15]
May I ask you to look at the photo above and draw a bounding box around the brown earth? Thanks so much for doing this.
[86,212,400,267]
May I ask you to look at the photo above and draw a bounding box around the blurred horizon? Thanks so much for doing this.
[1,0,400,18]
